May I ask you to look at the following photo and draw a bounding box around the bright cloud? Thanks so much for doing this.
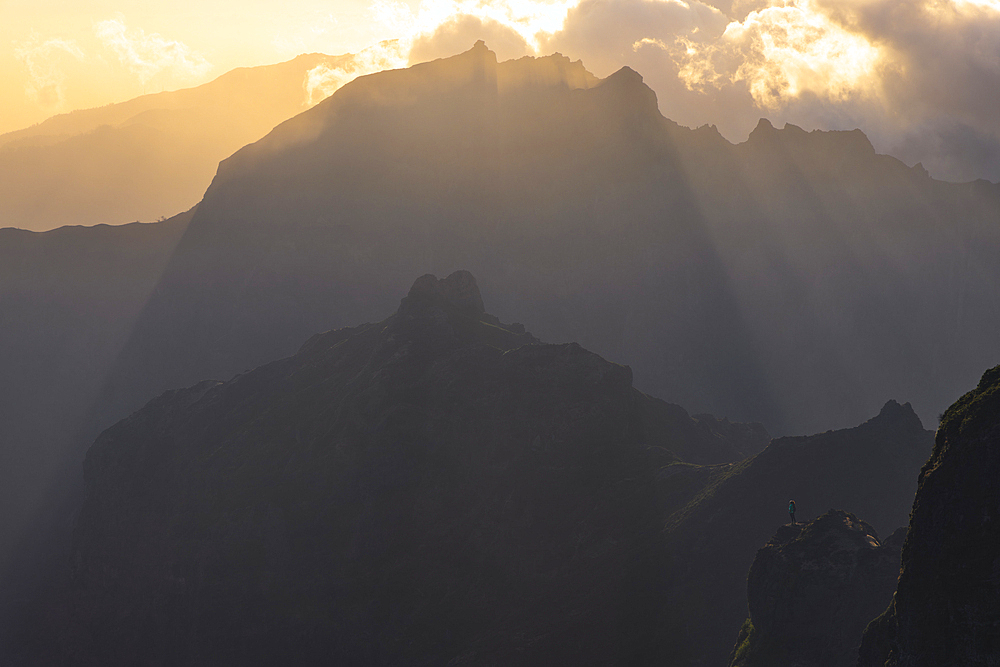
[370,0,580,60]
[13,33,86,111]
[95,17,212,85]
[676,0,883,108]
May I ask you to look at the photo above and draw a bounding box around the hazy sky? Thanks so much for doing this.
[4,0,1000,181]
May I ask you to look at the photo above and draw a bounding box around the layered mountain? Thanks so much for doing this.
[89,41,1000,443]
[58,271,765,665]
[0,53,357,231]
[859,366,1000,666]
[729,511,904,667]
[658,401,931,665]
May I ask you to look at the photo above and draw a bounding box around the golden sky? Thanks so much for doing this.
[4,0,1000,180]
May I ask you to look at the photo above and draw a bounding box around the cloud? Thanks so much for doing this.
[674,0,884,108]
[816,0,1000,127]
[543,0,728,76]
[13,33,85,111]
[95,17,212,85]
[304,41,409,104]
[540,0,1000,180]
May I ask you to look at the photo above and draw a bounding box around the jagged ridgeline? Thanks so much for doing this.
[48,272,933,666]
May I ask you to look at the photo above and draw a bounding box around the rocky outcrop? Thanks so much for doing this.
[859,366,1000,666]
[659,401,931,666]
[729,510,904,667]
[64,271,766,666]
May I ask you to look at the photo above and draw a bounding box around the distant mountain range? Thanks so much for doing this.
[0,53,354,231]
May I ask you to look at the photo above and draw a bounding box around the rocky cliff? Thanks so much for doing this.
[859,366,1000,666]
[729,510,904,667]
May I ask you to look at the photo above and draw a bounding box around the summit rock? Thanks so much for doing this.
[729,510,904,667]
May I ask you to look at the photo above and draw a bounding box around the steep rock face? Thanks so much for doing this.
[65,271,766,666]
[859,366,1000,666]
[729,510,904,667]
[658,401,931,666]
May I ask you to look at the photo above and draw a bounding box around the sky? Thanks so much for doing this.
[3,0,1000,181]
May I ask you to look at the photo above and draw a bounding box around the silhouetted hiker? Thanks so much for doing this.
[788,500,796,524]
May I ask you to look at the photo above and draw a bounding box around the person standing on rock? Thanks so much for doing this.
[789,500,796,524]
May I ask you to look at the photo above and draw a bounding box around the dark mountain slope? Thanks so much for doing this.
[97,42,1000,440]
[62,271,765,665]
[860,366,1000,666]
[0,53,353,231]
[658,401,931,665]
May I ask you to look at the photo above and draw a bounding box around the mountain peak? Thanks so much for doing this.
[402,270,485,316]
[605,66,643,85]
[878,398,909,417]
[751,117,776,134]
